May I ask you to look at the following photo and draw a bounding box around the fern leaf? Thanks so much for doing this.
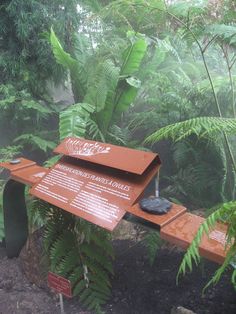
[80,243,113,274]
[145,117,236,144]
[84,59,119,113]
[73,278,87,295]
[59,103,94,139]
[50,230,75,271]
[13,134,56,152]
[177,202,236,283]
[144,231,162,266]
[205,24,236,44]
[87,118,106,142]
[204,244,236,291]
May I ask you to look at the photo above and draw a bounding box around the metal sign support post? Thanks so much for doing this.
[59,293,65,314]
[155,172,159,197]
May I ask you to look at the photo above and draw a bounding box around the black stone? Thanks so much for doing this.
[139,197,172,215]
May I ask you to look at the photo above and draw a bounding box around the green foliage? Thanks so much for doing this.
[0,84,58,157]
[51,29,147,142]
[205,24,236,45]
[178,201,236,290]
[50,28,87,102]
[32,200,114,312]
[161,138,227,207]
[46,27,148,312]
[0,145,22,163]
[144,231,162,266]
[59,103,95,139]
[0,0,80,96]
[13,135,56,153]
[145,117,236,143]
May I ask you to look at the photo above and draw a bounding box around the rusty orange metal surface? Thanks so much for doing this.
[54,137,161,175]
[199,223,228,264]
[160,213,227,264]
[11,165,48,186]
[126,202,186,228]
[30,152,160,231]
[0,158,36,172]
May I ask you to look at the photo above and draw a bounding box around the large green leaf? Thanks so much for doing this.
[120,36,147,76]
[59,103,95,140]
[50,28,76,69]
[114,77,140,115]
[50,29,87,102]
[96,37,147,134]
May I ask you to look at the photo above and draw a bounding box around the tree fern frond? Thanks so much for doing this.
[106,125,130,146]
[13,134,56,152]
[177,201,236,283]
[50,230,75,271]
[68,265,84,286]
[59,103,95,139]
[169,1,207,19]
[21,99,53,116]
[203,244,236,291]
[86,118,105,142]
[144,231,162,266]
[84,59,119,113]
[80,243,113,274]
[145,117,236,144]
[205,24,236,45]
[0,145,22,162]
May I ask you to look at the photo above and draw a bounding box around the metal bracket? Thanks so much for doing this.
[3,179,28,257]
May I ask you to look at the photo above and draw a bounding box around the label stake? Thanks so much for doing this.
[59,293,65,314]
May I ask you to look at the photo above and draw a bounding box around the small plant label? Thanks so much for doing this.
[48,272,72,298]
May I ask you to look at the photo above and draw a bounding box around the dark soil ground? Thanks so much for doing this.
[0,237,236,314]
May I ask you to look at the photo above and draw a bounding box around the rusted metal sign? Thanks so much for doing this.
[0,158,36,172]
[48,272,72,298]
[0,159,48,186]
[30,138,161,231]
[160,213,228,264]
[54,137,160,175]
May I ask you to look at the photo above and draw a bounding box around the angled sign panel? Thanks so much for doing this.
[30,138,161,231]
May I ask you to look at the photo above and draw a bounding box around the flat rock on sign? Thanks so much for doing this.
[30,137,161,231]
